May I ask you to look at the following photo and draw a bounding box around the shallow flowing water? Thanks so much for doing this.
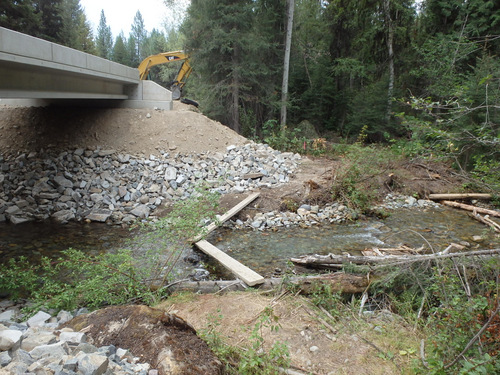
[208,207,500,277]
[1,206,499,280]
[0,221,195,280]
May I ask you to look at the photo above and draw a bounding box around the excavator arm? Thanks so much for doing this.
[137,51,192,100]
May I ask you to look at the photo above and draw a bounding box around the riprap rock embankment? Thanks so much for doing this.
[0,143,300,226]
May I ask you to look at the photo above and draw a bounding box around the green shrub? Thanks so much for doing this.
[329,143,398,212]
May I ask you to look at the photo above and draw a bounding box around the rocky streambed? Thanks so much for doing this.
[0,143,300,226]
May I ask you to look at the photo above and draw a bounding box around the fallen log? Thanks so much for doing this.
[166,273,369,295]
[441,200,500,218]
[429,193,492,200]
[291,249,500,269]
[468,213,500,232]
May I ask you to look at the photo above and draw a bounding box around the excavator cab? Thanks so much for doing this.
[137,51,192,100]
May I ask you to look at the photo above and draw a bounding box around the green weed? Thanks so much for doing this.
[199,307,290,374]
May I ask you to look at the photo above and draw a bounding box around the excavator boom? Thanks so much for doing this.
[137,51,192,100]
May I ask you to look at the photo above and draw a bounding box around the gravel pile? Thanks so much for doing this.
[224,194,440,231]
[0,302,153,375]
[226,202,356,230]
[0,143,300,226]
[373,193,441,210]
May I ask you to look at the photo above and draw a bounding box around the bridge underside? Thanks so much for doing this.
[0,27,172,110]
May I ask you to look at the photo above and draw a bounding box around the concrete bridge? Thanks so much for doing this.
[0,27,172,109]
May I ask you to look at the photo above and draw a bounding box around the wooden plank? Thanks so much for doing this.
[191,192,260,243]
[195,240,265,286]
[429,193,492,200]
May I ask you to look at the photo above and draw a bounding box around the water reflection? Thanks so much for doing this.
[0,221,131,262]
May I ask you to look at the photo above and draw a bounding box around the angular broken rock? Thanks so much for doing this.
[52,209,75,224]
[130,204,150,219]
[86,209,112,223]
[54,175,74,189]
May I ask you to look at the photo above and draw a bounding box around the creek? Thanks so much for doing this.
[208,206,500,277]
[1,206,499,280]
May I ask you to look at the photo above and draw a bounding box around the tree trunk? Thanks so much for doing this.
[291,249,500,268]
[165,273,369,295]
[441,200,500,217]
[383,0,394,124]
[280,0,294,128]
[231,45,241,134]
[429,193,492,200]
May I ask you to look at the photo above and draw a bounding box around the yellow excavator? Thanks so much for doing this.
[138,51,193,101]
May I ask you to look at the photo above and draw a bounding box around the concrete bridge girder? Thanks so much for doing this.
[0,27,172,109]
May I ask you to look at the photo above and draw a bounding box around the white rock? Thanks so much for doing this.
[0,329,23,351]
[59,331,87,345]
[27,311,52,327]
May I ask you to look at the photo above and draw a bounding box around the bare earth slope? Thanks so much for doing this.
[0,102,247,156]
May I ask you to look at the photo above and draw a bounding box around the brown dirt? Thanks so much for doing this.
[0,102,247,157]
[159,292,420,375]
[62,305,223,375]
[1,103,470,374]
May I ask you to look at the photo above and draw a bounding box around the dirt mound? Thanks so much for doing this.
[62,305,223,375]
[0,102,247,156]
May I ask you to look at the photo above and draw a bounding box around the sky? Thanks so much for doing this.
[79,0,171,37]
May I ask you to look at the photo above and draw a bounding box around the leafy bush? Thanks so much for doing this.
[262,119,307,154]
[0,249,155,313]
[367,255,500,375]
[329,143,398,212]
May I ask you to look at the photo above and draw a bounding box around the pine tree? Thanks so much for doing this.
[0,0,41,36]
[131,11,147,61]
[75,11,95,54]
[96,10,113,59]
[112,32,129,65]
[183,0,261,133]
[127,35,140,67]
[37,0,64,42]
[58,0,94,51]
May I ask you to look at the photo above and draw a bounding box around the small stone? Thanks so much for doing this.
[59,331,87,345]
[309,346,319,353]
[251,220,263,228]
[21,331,57,351]
[27,311,52,327]
[130,205,150,219]
[29,341,69,360]
[0,351,11,366]
[54,175,73,189]
[86,209,112,223]
[0,329,23,351]
[77,353,109,375]
[52,209,75,224]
